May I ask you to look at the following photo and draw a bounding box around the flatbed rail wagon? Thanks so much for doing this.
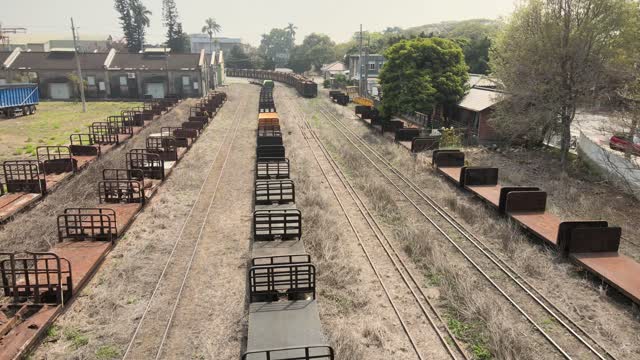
[0,83,39,118]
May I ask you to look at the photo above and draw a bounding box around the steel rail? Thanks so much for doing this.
[325,104,616,360]
[284,100,426,360]
[318,104,618,360]
[122,97,244,360]
[154,98,245,360]
[317,106,576,358]
[287,98,468,360]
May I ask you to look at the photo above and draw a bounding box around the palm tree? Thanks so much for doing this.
[131,0,152,52]
[202,18,222,55]
[285,23,297,41]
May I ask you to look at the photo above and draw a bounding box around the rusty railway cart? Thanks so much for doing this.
[122,109,145,127]
[255,180,295,205]
[257,145,285,160]
[126,149,165,180]
[35,146,78,175]
[107,115,134,135]
[161,127,198,148]
[146,136,178,162]
[244,257,333,360]
[190,106,212,119]
[182,120,206,132]
[253,208,301,241]
[57,208,117,242]
[98,180,145,204]
[2,160,46,195]
[89,122,121,145]
[433,149,640,305]
[132,106,155,121]
[69,134,104,156]
[227,68,318,98]
[256,158,290,179]
[0,252,73,349]
[0,251,73,304]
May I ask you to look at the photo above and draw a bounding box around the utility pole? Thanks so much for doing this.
[71,18,87,112]
[0,24,27,51]
[358,24,363,96]
[364,36,370,98]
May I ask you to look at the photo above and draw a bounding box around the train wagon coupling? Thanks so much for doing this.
[432,149,640,305]
[0,83,39,118]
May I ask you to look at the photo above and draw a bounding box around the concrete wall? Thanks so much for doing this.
[578,132,640,196]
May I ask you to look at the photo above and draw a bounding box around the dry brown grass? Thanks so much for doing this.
[0,101,195,252]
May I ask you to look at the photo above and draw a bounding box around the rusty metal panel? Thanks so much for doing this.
[36,146,77,174]
[2,160,46,195]
[253,208,301,241]
[556,221,609,254]
[504,191,547,213]
[432,150,464,167]
[565,226,621,254]
[411,137,439,153]
[498,187,540,213]
[462,167,498,187]
[57,208,117,242]
[395,128,420,142]
[248,263,315,303]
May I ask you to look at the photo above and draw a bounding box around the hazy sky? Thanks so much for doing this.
[3,0,517,46]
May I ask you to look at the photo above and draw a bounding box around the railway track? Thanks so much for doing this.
[284,96,468,360]
[295,98,619,360]
[122,98,245,360]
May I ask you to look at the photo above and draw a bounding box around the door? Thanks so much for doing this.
[50,83,71,99]
[146,83,165,99]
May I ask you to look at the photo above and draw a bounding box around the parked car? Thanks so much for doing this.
[609,132,640,156]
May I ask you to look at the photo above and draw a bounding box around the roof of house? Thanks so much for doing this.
[468,74,499,88]
[321,61,346,72]
[108,53,201,71]
[9,51,109,70]
[0,52,11,65]
[457,88,503,112]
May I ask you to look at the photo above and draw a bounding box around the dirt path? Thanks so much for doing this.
[32,84,255,359]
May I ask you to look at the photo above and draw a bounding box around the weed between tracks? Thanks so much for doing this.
[294,158,370,359]
[322,135,539,360]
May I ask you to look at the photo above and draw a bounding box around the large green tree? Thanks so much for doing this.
[226,44,253,69]
[162,0,188,53]
[491,0,631,166]
[287,33,337,73]
[379,37,468,118]
[259,28,293,67]
[114,0,136,52]
[130,0,151,52]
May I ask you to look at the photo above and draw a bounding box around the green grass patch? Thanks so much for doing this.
[96,345,121,359]
[64,328,89,349]
[447,316,493,360]
[0,101,141,162]
[46,325,60,339]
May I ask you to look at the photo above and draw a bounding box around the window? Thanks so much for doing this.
[369,63,376,70]
[119,76,127,86]
[87,76,96,86]
[182,76,190,86]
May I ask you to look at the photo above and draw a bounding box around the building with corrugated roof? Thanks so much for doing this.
[0,48,211,99]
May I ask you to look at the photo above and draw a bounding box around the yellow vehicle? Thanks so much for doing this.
[258,112,279,126]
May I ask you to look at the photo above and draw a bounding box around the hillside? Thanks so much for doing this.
[403,19,503,39]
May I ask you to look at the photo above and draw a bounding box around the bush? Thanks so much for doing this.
[440,127,463,148]
[323,79,331,88]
